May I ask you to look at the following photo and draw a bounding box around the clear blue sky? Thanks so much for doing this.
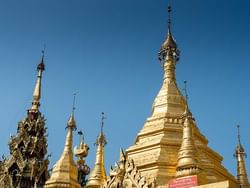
[0,0,249,178]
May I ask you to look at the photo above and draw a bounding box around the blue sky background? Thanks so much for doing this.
[0,0,249,179]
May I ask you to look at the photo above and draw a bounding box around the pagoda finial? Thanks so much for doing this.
[234,125,249,188]
[168,5,172,33]
[158,4,180,83]
[237,125,242,147]
[95,112,107,146]
[72,93,77,114]
[235,125,246,156]
[67,93,77,130]
[30,51,45,113]
[101,112,105,134]
[159,4,180,63]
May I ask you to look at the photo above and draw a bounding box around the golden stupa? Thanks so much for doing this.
[45,111,80,188]
[0,4,249,188]
[108,5,249,188]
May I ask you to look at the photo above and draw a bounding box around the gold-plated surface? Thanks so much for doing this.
[0,5,248,188]
[86,113,107,188]
[45,113,80,188]
[234,125,249,188]
[126,7,238,187]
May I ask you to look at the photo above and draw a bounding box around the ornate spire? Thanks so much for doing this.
[63,96,77,153]
[86,112,107,188]
[30,51,45,113]
[159,5,180,67]
[176,84,200,177]
[45,95,80,188]
[95,112,107,146]
[0,52,49,187]
[234,125,249,188]
[63,93,77,155]
[66,93,77,130]
[151,5,185,117]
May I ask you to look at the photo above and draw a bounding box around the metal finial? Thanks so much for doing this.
[235,125,247,158]
[183,80,189,103]
[101,112,106,134]
[168,5,172,28]
[37,46,46,72]
[42,44,46,57]
[237,125,241,145]
[72,93,77,115]
[41,44,46,65]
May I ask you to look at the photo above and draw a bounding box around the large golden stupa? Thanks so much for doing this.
[0,5,249,188]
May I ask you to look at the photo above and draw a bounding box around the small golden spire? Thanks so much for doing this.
[176,86,200,177]
[86,112,107,188]
[30,51,45,112]
[64,94,77,153]
[45,94,80,188]
[234,125,249,188]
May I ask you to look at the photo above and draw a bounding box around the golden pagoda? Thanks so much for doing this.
[175,102,204,180]
[124,5,240,188]
[86,112,107,188]
[0,3,249,188]
[45,99,80,188]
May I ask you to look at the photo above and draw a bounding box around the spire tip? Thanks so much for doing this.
[72,92,77,115]
[94,112,107,146]
[158,4,180,62]
[38,48,45,71]
[237,124,242,146]
[168,5,172,28]
[101,112,106,134]
[67,93,77,130]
